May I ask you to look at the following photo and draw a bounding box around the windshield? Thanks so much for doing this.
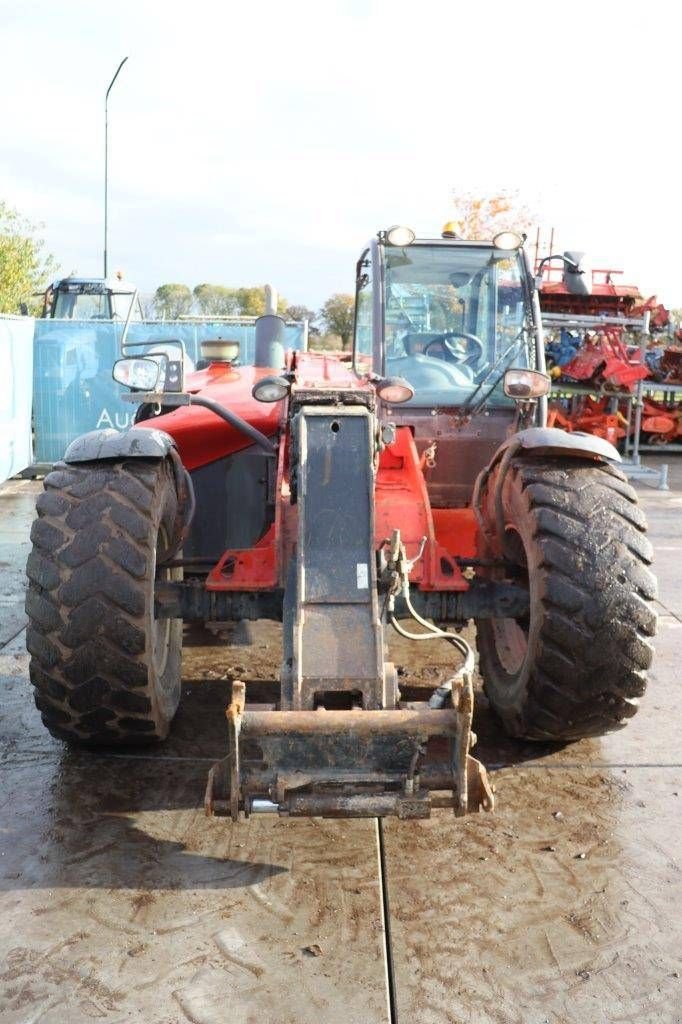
[383,244,531,407]
[111,292,139,319]
[53,290,111,319]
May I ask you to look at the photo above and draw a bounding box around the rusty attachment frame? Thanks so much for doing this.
[205,677,494,822]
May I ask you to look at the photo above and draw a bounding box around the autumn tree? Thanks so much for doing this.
[154,283,192,319]
[151,282,289,319]
[0,201,56,314]
[319,293,355,349]
[448,189,535,241]
[193,284,239,316]
[234,286,288,317]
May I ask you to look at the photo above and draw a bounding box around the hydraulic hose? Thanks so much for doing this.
[389,587,476,709]
[185,395,277,456]
[144,391,278,457]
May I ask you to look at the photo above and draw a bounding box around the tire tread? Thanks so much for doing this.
[25,459,180,745]
[477,457,657,741]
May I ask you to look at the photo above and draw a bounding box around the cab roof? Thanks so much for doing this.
[52,276,137,293]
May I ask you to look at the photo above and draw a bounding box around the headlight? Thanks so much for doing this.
[252,375,290,403]
[374,376,415,404]
[112,357,163,391]
[503,368,551,399]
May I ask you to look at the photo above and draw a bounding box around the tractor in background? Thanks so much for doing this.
[40,274,142,321]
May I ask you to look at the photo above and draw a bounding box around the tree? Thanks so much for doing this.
[284,303,319,334]
[193,283,239,316]
[0,201,56,314]
[234,286,288,317]
[448,189,536,241]
[154,283,192,319]
[319,293,355,349]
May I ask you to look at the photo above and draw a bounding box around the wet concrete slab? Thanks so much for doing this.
[383,462,682,1023]
[1,462,681,1022]
[0,481,390,1023]
[0,756,389,1024]
[384,767,682,1024]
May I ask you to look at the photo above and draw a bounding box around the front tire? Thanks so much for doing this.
[475,457,657,741]
[26,458,183,745]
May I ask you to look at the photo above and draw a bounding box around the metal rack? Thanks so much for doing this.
[545,311,669,490]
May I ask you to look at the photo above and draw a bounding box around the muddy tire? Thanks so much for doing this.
[475,457,657,741]
[25,459,183,745]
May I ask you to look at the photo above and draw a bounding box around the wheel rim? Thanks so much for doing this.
[492,526,529,677]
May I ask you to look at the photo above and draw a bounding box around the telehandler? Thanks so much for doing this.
[25,226,656,820]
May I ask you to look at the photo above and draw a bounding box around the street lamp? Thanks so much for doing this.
[104,56,128,279]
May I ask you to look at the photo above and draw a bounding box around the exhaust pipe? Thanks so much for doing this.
[254,313,285,369]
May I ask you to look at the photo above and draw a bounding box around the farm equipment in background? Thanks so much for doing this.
[538,249,678,463]
[538,253,654,393]
[640,398,682,445]
[536,252,642,318]
[552,327,649,392]
[548,396,628,448]
[24,227,657,823]
[645,345,682,385]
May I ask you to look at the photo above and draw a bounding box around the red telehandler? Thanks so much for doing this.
[25,227,656,821]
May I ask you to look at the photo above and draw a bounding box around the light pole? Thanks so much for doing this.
[104,56,128,279]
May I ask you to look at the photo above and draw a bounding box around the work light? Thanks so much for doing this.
[112,357,163,391]
[252,376,290,403]
[385,225,416,247]
[492,231,523,251]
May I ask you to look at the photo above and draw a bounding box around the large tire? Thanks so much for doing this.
[475,457,657,741]
[26,458,183,745]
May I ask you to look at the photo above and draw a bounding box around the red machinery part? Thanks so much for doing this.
[560,328,649,392]
[548,397,628,447]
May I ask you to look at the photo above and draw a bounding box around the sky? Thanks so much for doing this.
[1,0,679,310]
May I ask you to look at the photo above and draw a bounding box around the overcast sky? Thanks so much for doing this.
[1,0,679,309]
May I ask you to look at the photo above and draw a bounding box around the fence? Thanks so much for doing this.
[0,316,34,483]
[31,318,306,463]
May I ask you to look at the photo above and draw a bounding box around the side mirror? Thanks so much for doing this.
[503,368,551,400]
[113,356,164,392]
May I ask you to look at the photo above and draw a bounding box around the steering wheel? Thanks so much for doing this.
[423,331,485,368]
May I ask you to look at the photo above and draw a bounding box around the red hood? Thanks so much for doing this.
[137,352,367,471]
[137,363,283,470]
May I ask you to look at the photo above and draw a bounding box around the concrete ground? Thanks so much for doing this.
[0,460,680,1024]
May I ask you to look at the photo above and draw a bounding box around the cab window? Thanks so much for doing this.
[384,244,529,407]
[111,292,140,320]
